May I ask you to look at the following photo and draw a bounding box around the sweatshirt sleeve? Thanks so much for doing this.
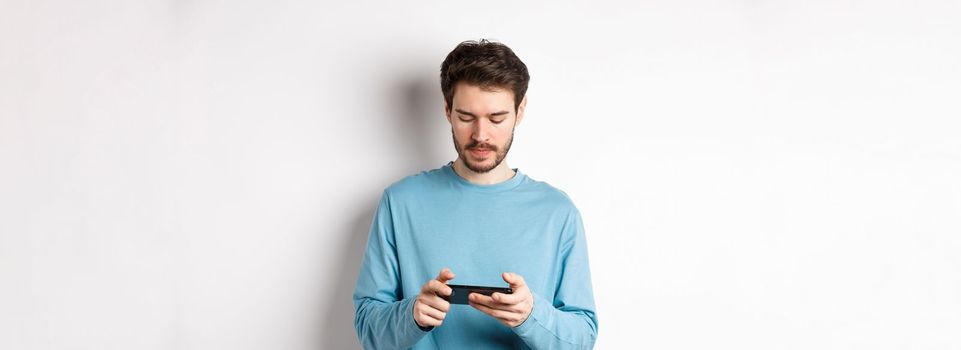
[511,208,599,349]
[353,191,429,349]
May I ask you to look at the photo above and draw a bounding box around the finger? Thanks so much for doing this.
[422,294,451,313]
[469,299,519,322]
[435,268,456,283]
[413,300,444,327]
[469,293,510,310]
[415,312,443,327]
[428,279,453,297]
[502,272,526,289]
[476,293,527,314]
[491,291,524,305]
[418,302,447,321]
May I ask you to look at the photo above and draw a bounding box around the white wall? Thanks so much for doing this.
[2,1,959,349]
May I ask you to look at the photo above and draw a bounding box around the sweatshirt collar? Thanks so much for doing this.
[443,161,526,193]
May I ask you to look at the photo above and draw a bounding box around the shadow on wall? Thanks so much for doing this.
[318,73,445,349]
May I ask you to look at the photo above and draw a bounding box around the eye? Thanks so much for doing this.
[459,117,474,123]
[491,119,505,124]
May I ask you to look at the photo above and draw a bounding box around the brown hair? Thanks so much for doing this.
[440,39,530,113]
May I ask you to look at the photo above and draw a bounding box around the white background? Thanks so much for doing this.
[2,1,959,349]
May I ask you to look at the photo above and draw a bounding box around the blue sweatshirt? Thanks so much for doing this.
[352,162,598,349]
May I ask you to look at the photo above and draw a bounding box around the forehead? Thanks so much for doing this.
[452,82,515,110]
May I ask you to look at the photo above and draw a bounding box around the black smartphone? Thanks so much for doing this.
[441,284,513,305]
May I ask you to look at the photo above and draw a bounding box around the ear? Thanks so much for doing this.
[514,95,528,127]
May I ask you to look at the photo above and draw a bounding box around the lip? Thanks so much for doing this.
[469,148,492,157]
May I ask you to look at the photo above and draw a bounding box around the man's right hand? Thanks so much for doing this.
[413,268,455,329]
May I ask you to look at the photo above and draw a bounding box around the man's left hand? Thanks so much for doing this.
[468,272,534,328]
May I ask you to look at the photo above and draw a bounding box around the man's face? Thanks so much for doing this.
[446,82,526,173]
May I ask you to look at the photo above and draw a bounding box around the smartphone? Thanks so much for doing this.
[442,284,513,305]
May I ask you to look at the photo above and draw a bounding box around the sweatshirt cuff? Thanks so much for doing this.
[511,292,551,337]
[402,296,433,336]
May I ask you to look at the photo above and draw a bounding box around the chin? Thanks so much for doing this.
[462,157,496,173]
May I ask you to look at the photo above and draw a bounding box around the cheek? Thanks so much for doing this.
[493,126,513,139]
[452,128,470,144]
[453,125,472,138]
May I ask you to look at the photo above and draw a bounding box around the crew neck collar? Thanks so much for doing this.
[443,161,526,193]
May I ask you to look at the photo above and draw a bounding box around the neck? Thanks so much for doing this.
[451,158,516,185]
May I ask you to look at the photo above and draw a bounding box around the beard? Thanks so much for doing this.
[452,128,515,174]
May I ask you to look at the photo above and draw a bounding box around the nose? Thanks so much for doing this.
[471,119,492,144]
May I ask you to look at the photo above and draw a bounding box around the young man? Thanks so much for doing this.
[352,39,598,349]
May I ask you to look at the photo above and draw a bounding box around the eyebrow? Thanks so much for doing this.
[455,108,510,118]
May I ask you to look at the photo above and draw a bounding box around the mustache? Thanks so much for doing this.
[465,141,497,151]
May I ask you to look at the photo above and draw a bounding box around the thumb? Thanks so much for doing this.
[502,272,526,288]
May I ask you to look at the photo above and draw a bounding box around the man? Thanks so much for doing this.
[353,39,598,349]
